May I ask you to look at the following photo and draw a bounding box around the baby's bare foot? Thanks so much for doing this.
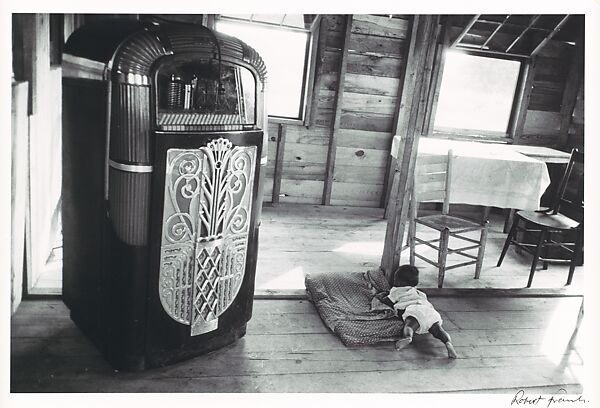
[395,336,412,350]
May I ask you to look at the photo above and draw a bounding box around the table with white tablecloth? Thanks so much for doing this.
[391,137,553,211]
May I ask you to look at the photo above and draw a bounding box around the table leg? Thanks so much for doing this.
[481,206,491,223]
[503,209,515,233]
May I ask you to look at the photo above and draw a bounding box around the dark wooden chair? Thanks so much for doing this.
[408,150,488,288]
[497,148,584,287]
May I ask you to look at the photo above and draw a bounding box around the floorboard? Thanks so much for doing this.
[255,204,584,292]
[11,296,585,394]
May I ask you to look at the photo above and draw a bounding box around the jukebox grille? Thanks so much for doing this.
[158,138,256,336]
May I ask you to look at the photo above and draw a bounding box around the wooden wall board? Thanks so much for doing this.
[312,108,334,128]
[278,124,330,145]
[346,52,405,78]
[322,49,342,73]
[334,146,388,168]
[347,34,407,58]
[281,142,328,165]
[332,164,386,184]
[330,181,384,205]
[341,92,397,116]
[329,197,381,208]
[523,110,562,135]
[314,89,336,110]
[336,129,393,150]
[529,80,564,112]
[351,14,411,39]
[533,57,570,82]
[323,14,346,33]
[319,72,338,92]
[343,73,400,97]
[277,162,326,181]
[340,111,395,132]
[277,179,324,204]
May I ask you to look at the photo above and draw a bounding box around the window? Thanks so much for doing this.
[433,50,522,136]
[216,17,312,120]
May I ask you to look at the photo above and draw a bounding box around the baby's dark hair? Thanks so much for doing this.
[393,265,419,287]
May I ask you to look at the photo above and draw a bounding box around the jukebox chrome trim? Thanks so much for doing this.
[108,159,154,173]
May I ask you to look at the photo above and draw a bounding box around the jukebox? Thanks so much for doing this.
[62,20,267,370]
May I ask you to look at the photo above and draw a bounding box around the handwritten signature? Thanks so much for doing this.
[511,389,587,407]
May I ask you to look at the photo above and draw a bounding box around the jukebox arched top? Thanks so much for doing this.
[64,19,268,133]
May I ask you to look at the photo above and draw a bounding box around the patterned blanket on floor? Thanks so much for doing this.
[305,268,404,346]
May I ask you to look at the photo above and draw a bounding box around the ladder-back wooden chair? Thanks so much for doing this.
[408,150,489,288]
[497,148,583,287]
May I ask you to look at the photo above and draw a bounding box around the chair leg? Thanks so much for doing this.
[566,227,583,286]
[474,222,488,279]
[437,228,450,288]
[498,216,519,267]
[409,219,416,266]
[542,233,550,270]
[527,228,547,288]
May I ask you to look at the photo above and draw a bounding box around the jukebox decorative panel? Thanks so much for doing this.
[158,140,257,336]
[62,19,267,371]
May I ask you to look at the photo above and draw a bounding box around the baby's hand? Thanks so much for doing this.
[375,292,389,301]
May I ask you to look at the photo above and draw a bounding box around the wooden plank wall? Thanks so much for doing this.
[12,14,64,295]
[262,15,584,208]
[332,15,410,207]
[519,41,581,148]
[263,15,412,207]
[11,82,29,314]
[566,82,584,151]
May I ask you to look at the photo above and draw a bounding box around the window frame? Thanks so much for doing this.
[431,48,528,142]
[214,16,318,125]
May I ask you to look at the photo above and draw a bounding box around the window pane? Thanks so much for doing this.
[433,51,521,134]
[216,20,309,119]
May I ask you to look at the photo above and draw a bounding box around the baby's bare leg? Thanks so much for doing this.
[396,316,419,350]
[429,322,457,359]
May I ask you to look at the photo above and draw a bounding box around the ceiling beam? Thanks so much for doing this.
[530,15,571,56]
[450,14,480,48]
[481,15,510,49]
[506,15,541,53]
[477,19,553,32]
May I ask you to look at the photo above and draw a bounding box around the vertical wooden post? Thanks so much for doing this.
[382,16,420,217]
[322,15,352,205]
[309,16,328,127]
[422,21,450,135]
[510,57,537,145]
[303,15,322,127]
[271,124,287,204]
[417,22,441,133]
[557,27,583,148]
[380,15,439,279]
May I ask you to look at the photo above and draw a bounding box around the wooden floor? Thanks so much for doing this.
[33,203,584,294]
[11,296,585,393]
[13,203,587,394]
[256,204,584,293]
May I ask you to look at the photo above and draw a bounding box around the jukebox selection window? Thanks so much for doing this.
[156,58,256,131]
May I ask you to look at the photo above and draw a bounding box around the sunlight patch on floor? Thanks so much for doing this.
[256,266,306,289]
[540,299,583,368]
[332,241,384,257]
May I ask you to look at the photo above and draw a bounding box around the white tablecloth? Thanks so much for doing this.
[391,137,551,211]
